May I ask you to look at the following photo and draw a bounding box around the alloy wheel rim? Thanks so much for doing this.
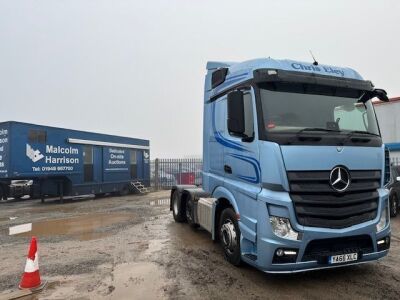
[220,219,237,254]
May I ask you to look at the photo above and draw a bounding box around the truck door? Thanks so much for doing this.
[206,95,227,190]
[224,87,261,193]
[223,87,261,245]
[224,89,261,192]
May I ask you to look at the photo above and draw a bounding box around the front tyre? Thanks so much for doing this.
[172,190,187,223]
[390,194,398,217]
[219,208,241,266]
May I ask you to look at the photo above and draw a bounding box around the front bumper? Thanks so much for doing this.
[261,250,389,273]
[240,188,390,273]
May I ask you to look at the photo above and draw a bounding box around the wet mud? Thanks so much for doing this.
[0,191,399,299]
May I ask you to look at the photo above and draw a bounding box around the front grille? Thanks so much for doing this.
[302,235,374,263]
[288,170,380,228]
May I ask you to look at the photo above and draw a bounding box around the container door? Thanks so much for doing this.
[92,146,103,182]
[137,151,144,180]
[83,145,93,182]
[130,150,137,179]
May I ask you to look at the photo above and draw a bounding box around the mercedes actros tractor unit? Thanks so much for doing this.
[170,58,391,273]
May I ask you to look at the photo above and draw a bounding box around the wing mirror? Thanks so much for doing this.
[374,89,389,102]
[227,90,245,136]
[359,89,389,102]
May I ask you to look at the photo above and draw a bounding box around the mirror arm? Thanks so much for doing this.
[242,135,254,143]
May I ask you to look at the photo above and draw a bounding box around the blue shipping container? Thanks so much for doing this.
[0,121,150,200]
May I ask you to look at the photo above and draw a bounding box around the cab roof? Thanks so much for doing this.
[205,57,365,94]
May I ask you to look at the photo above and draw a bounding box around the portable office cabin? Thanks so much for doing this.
[374,97,400,164]
[0,121,150,199]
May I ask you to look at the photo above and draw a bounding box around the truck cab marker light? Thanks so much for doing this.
[267,70,278,75]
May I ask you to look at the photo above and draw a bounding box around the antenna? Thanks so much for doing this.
[309,50,319,66]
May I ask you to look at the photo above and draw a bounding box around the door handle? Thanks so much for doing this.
[224,165,232,174]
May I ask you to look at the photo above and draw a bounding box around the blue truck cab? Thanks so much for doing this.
[171,58,391,273]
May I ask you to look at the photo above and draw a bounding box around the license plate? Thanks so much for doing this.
[329,253,358,264]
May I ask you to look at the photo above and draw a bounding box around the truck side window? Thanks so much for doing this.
[28,130,47,144]
[243,92,254,138]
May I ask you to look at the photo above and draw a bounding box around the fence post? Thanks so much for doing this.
[155,158,159,190]
[179,161,182,185]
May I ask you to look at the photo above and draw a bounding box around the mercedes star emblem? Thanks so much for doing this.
[330,166,350,192]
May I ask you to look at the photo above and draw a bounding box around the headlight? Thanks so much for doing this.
[376,203,389,233]
[269,216,299,240]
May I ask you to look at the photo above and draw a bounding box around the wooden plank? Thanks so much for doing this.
[0,289,33,300]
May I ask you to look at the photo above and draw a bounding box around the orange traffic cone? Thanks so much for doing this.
[19,237,44,290]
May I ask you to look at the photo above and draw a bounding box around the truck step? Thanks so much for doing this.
[243,254,257,261]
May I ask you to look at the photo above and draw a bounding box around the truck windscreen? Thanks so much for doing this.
[259,83,380,143]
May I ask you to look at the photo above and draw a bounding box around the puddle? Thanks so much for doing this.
[149,199,170,206]
[110,262,167,299]
[11,213,134,241]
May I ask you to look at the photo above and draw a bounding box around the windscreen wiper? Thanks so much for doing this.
[346,130,380,137]
[295,127,340,141]
[297,127,340,135]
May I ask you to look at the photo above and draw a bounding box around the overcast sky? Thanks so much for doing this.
[1,0,399,158]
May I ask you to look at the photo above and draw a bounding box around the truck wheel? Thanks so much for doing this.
[172,190,187,223]
[219,208,241,266]
[390,194,398,217]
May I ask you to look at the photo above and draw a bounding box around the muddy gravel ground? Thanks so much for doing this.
[0,191,399,300]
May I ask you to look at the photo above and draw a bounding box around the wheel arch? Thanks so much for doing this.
[169,185,197,211]
[212,186,239,241]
